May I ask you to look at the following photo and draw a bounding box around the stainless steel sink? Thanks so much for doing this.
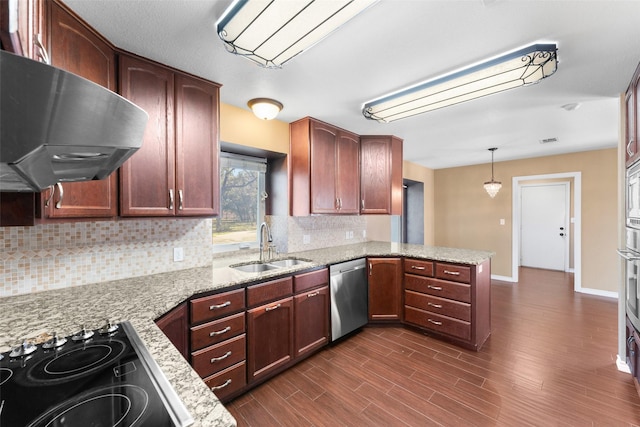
[268,258,309,268]
[231,263,280,273]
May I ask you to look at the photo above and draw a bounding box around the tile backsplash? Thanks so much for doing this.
[1,215,369,297]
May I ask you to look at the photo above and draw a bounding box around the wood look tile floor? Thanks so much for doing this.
[226,267,640,426]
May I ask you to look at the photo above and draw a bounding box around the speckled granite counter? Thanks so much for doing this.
[0,241,493,426]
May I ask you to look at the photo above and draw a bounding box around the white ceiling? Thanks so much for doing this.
[64,0,640,169]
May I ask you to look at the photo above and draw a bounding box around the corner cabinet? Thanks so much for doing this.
[403,258,491,351]
[119,54,220,217]
[368,258,403,322]
[290,117,360,215]
[155,302,188,360]
[360,135,403,215]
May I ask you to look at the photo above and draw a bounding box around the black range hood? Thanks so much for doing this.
[0,50,148,192]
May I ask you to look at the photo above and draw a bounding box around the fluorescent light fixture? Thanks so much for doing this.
[217,0,378,68]
[363,43,558,123]
[248,98,283,120]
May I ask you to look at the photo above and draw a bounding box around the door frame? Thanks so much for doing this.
[519,181,571,273]
[512,172,582,292]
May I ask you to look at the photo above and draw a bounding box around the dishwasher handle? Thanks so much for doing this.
[331,265,365,275]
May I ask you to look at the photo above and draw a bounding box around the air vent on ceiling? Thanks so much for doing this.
[539,137,559,144]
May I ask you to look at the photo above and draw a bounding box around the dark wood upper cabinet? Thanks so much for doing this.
[119,54,176,217]
[41,1,118,219]
[626,63,640,167]
[174,74,220,216]
[360,135,403,215]
[119,55,220,217]
[290,117,360,215]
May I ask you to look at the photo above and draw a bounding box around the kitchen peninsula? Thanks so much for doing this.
[0,242,493,426]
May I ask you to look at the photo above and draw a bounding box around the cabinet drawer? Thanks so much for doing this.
[294,268,328,293]
[404,306,471,340]
[435,263,471,283]
[191,334,246,379]
[404,275,471,303]
[191,312,245,351]
[404,259,434,277]
[191,288,245,324]
[247,277,293,307]
[203,361,247,402]
[404,290,471,322]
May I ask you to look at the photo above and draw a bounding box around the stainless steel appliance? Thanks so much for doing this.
[330,258,368,341]
[0,50,148,192]
[620,229,640,333]
[626,160,640,229]
[0,321,192,426]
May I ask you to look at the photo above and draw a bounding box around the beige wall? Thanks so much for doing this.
[403,160,435,245]
[434,148,618,292]
[220,103,289,154]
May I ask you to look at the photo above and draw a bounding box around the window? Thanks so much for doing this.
[213,153,267,252]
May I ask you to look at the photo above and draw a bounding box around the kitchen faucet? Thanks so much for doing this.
[259,221,274,263]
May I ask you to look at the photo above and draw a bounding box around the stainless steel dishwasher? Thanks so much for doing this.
[330,258,368,341]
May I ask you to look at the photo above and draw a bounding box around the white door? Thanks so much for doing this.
[520,183,569,271]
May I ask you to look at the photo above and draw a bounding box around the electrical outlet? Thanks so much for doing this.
[346,231,350,239]
[303,235,311,244]
[173,247,184,262]
[349,231,354,239]
[499,218,505,225]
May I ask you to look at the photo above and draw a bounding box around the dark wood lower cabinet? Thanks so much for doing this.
[368,257,403,321]
[294,285,329,358]
[247,297,294,384]
[155,303,188,359]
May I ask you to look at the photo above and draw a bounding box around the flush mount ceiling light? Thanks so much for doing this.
[363,43,558,123]
[484,148,502,198]
[217,0,378,68]
[248,98,283,120]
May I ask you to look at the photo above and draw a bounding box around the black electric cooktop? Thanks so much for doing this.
[0,321,193,427]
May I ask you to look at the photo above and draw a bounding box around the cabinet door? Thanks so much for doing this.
[43,2,117,218]
[119,55,176,216]
[368,258,402,321]
[294,285,329,359]
[360,137,391,214]
[335,131,360,214]
[175,74,220,216]
[247,297,294,384]
[633,69,640,166]
[310,121,338,213]
[155,303,188,359]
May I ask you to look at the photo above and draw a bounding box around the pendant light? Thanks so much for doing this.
[484,148,502,198]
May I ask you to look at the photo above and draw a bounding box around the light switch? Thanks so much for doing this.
[499,218,505,225]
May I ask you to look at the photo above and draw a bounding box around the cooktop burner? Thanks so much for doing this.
[0,322,193,427]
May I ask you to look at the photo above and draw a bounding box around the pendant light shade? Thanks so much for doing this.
[247,98,283,120]
[484,147,502,198]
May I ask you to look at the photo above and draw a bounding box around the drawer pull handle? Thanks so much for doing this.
[427,285,442,291]
[265,303,281,312]
[443,270,460,276]
[427,302,443,309]
[210,351,232,363]
[209,301,231,310]
[427,319,443,326]
[411,265,426,270]
[209,326,231,337]
[307,291,320,298]
[211,379,232,391]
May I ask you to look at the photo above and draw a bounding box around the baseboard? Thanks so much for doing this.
[617,354,631,373]
[491,274,515,282]
[576,287,618,299]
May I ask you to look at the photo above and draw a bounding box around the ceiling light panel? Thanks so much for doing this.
[363,43,558,123]
[218,0,378,68]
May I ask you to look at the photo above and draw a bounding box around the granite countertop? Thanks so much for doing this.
[0,241,493,426]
